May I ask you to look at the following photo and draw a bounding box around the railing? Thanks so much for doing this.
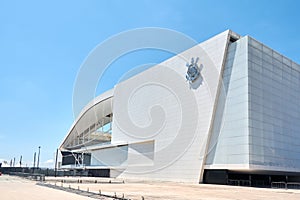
[271,182,286,189]
[271,182,300,189]
[287,182,300,189]
[228,180,300,190]
[228,179,251,186]
[9,172,45,181]
[37,182,134,200]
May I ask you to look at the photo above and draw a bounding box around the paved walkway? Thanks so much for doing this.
[62,182,300,200]
[0,175,93,200]
[1,175,300,200]
[45,176,300,200]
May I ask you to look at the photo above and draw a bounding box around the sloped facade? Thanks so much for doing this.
[60,30,300,184]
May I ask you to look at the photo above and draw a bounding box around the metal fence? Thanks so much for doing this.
[271,182,300,189]
[9,172,45,181]
[37,182,138,200]
[227,179,251,186]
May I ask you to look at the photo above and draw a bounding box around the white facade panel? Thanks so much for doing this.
[91,146,128,167]
[60,30,300,183]
[111,30,230,183]
[248,37,300,172]
[205,36,249,169]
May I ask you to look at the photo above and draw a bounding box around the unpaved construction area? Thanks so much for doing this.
[1,175,300,200]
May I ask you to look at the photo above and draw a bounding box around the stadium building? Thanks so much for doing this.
[59,30,300,186]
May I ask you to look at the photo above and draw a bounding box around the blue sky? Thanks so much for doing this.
[0,0,299,167]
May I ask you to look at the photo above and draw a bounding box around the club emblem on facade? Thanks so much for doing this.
[186,57,201,83]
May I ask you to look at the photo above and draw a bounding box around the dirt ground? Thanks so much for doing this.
[1,175,300,200]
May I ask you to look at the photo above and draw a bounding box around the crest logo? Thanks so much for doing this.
[186,57,201,83]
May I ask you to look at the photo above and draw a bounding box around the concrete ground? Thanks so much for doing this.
[0,175,93,200]
[50,179,300,200]
[1,175,300,200]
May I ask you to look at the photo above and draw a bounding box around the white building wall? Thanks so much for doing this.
[205,35,300,174]
[90,145,128,166]
[111,30,231,183]
[205,36,250,169]
[248,37,300,172]
[61,30,300,182]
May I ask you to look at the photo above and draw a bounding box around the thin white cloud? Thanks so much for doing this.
[0,158,10,167]
[45,159,54,164]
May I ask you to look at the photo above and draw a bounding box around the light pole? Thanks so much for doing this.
[19,155,22,167]
[33,152,36,174]
[37,146,41,169]
[55,149,58,177]
[33,152,36,168]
